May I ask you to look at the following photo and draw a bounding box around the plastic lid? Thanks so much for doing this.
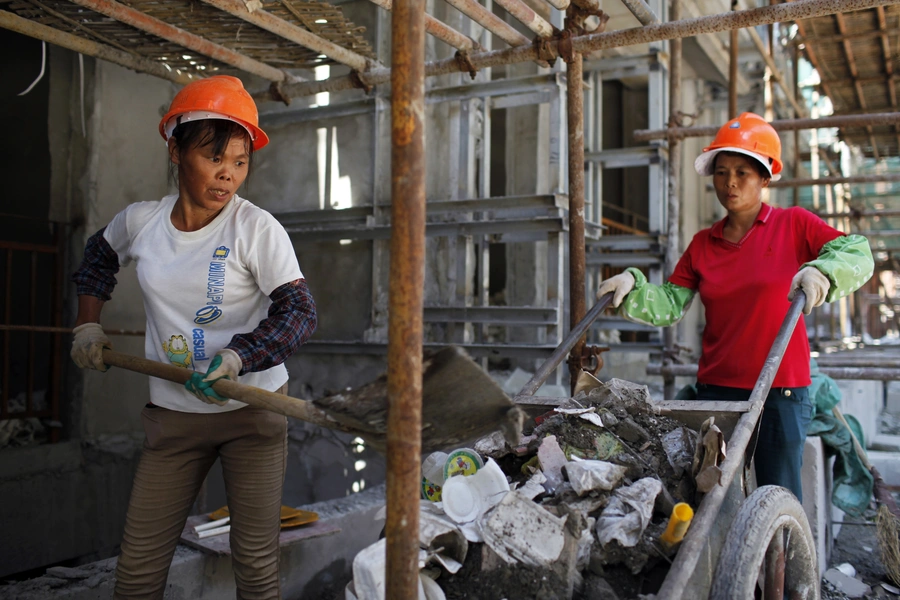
[441,476,480,523]
[443,448,485,480]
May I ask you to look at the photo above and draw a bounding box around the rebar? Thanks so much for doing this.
[255,0,895,101]
[385,0,425,592]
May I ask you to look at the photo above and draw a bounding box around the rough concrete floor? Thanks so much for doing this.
[824,508,900,599]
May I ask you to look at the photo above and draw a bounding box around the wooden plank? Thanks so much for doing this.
[179,514,341,556]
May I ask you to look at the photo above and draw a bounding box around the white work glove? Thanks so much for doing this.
[597,271,636,308]
[787,267,830,315]
[185,349,242,405]
[70,323,112,372]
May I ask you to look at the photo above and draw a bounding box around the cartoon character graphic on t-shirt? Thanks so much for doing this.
[162,334,193,369]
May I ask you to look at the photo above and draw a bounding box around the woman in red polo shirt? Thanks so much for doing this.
[596,112,873,501]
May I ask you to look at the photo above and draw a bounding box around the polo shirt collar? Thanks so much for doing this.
[710,202,773,240]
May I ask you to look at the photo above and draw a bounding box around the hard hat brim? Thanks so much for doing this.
[694,147,781,181]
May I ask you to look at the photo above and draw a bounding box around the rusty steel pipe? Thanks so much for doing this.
[255,0,894,101]
[647,363,900,381]
[817,208,900,218]
[385,0,426,592]
[495,0,555,37]
[635,111,900,141]
[621,0,659,25]
[366,0,480,51]
[729,26,738,118]
[566,49,586,391]
[771,173,900,188]
[443,0,532,48]
[67,0,289,82]
[545,0,571,10]
[200,0,375,72]
[663,0,682,400]
[0,9,194,85]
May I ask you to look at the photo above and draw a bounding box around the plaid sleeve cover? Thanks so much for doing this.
[226,278,318,374]
[71,228,120,301]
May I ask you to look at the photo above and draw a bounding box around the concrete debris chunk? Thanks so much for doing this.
[595,478,663,548]
[564,460,628,496]
[481,490,569,568]
[691,417,726,493]
[45,566,90,580]
[473,430,509,458]
[823,567,872,598]
[661,427,695,478]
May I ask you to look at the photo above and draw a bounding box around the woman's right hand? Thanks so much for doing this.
[71,323,112,372]
[597,271,636,308]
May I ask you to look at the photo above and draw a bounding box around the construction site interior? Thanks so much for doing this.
[2,0,900,597]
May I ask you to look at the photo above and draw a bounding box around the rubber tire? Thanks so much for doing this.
[709,485,819,600]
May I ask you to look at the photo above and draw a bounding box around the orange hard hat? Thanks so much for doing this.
[159,75,269,151]
[694,112,782,180]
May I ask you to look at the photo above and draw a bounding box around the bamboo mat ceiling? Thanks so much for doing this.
[797,5,900,159]
[0,0,376,74]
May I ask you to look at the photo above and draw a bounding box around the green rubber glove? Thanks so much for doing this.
[185,349,242,406]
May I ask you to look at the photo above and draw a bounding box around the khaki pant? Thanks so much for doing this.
[114,391,288,600]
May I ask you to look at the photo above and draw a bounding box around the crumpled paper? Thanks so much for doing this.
[595,478,663,548]
[564,459,628,496]
[691,417,726,493]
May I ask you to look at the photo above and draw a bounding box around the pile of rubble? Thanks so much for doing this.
[347,377,725,600]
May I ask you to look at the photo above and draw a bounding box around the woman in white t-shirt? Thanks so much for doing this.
[70,75,317,600]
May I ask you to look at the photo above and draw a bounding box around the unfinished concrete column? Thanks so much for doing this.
[386,0,426,594]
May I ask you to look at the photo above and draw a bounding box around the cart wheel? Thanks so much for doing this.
[709,485,819,600]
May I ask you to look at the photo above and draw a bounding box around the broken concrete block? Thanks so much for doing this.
[615,418,650,444]
[823,568,872,598]
[45,566,89,580]
[481,490,568,568]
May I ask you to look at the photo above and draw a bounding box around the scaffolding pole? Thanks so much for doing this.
[366,0,481,52]
[252,0,895,101]
[566,40,586,391]
[635,111,900,141]
[385,0,425,593]
[770,173,900,188]
[663,0,681,400]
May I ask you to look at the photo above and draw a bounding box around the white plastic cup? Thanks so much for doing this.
[422,451,449,486]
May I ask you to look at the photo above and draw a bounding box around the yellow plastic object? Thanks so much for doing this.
[208,505,319,528]
[660,502,694,547]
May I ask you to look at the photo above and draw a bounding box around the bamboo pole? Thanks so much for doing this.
[0,9,194,85]
[634,111,900,141]
[385,0,425,591]
[254,0,893,101]
[365,0,481,52]
[200,0,376,72]
[67,0,289,82]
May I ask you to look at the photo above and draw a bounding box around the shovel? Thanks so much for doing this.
[101,346,523,454]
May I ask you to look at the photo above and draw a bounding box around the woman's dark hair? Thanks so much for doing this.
[715,150,771,180]
[168,119,254,185]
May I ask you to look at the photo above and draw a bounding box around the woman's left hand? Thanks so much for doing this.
[185,349,242,405]
[787,267,830,315]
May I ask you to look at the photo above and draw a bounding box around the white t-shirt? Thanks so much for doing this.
[104,194,303,413]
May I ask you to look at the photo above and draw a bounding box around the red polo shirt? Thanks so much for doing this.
[669,204,843,389]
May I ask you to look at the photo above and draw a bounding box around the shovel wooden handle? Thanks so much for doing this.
[102,349,356,433]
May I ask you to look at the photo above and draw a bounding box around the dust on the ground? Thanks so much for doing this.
[825,508,900,600]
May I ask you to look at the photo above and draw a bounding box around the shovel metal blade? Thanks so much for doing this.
[314,346,524,454]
